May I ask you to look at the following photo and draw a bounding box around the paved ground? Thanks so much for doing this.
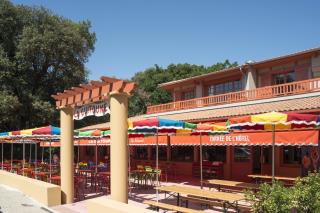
[0,184,55,213]
[0,177,241,213]
[52,181,239,213]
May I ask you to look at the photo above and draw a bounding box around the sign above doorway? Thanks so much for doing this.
[73,101,110,120]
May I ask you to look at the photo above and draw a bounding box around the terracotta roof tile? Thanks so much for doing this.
[79,96,320,130]
[157,96,320,122]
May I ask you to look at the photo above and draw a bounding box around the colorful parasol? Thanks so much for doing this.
[227,111,320,182]
[228,112,320,130]
[32,126,60,135]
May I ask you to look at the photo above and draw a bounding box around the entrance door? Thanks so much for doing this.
[253,147,261,174]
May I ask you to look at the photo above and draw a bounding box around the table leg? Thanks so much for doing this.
[177,193,180,206]
[223,202,227,213]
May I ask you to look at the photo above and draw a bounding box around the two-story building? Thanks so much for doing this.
[80,47,320,182]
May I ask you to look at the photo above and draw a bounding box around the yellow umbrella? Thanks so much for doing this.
[251,112,287,123]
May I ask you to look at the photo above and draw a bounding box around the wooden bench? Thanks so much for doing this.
[144,200,204,213]
[203,179,259,193]
[181,195,252,213]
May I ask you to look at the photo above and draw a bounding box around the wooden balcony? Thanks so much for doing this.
[147,78,320,114]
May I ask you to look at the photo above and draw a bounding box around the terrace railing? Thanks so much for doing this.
[147,78,320,114]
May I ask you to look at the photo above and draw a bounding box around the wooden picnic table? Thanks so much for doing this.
[157,185,245,211]
[204,179,259,191]
[248,174,296,182]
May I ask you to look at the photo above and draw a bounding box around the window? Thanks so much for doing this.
[151,147,167,161]
[224,81,233,93]
[273,72,295,85]
[203,146,226,162]
[99,146,107,157]
[207,80,242,96]
[234,146,251,161]
[234,80,241,92]
[171,146,194,161]
[135,147,148,160]
[215,83,224,95]
[283,146,301,164]
[262,147,272,164]
[86,146,94,157]
[183,90,195,100]
[208,85,215,96]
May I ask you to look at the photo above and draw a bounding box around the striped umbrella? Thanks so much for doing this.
[227,111,320,181]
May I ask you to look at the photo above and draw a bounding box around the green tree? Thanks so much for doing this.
[0,0,96,130]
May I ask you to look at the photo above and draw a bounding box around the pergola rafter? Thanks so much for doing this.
[52,76,135,108]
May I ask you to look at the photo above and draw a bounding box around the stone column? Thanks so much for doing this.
[110,92,128,203]
[60,107,74,204]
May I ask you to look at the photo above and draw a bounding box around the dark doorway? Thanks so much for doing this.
[253,147,262,174]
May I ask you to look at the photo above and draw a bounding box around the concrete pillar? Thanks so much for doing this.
[245,66,257,90]
[110,92,128,203]
[60,107,74,204]
[195,82,203,98]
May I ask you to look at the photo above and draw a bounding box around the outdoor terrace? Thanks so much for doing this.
[147,78,320,114]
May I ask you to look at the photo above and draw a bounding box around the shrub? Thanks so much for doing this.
[291,173,320,213]
[246,173,320,213]
[245,181,293,213]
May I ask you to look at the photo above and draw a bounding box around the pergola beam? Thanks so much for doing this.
[52,76,135,108]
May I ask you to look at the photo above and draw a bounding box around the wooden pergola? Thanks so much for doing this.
[52,76,135,108]
[52,76,135,204]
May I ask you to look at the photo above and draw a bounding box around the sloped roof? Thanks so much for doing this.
[78,95,320,130]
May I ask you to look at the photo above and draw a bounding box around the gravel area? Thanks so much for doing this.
[0,184,55,213]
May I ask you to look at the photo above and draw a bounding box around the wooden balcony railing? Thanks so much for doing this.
[147,78,320,114]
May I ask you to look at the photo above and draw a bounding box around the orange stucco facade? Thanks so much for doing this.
[131,146,303,182]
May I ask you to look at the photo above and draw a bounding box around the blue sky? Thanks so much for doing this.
[12,0,320,80]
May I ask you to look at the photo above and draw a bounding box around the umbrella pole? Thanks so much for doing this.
[95,139,98,173]
[41,146,44,163]
[272,124,275,183]
[156,129,159,203]
[95,138,98,193]
[10,142,13,172]
[200,133,203,189]
[29,142,32,163]
[23,138,25,176]
[1,142,3,170]
[35,142,37,178]
[49,139,52,183]
[128,138,131,197]
[77,144,80,164]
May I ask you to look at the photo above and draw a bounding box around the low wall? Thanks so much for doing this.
[0,170,61,207]
[87,196,155,213]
